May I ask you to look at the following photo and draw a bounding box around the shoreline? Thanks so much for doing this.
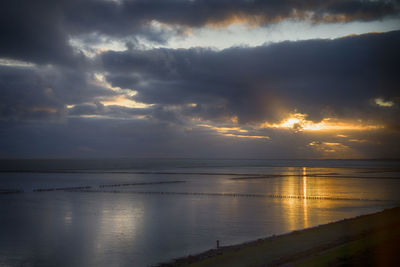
[157,206,400,266]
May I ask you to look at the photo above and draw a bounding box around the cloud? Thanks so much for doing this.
[101,31,400,129]
[0,0,81,65]
[0,65,115,121]
[0,117,310,158]
[2,0,399,65]
[1,1,399,159]
[67,102,151,119]
[2,116,398,159]
[72,0,400,30]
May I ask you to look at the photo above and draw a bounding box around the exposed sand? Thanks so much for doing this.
[158,206,400,266]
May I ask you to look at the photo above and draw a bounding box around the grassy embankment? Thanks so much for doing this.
[160,206,400,266]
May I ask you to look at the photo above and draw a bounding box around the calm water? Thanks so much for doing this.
[0,159,399,266]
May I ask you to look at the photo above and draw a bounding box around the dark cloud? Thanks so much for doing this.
[0,65,115,121]
[101,31,400,127]
[1,117,398,159]
[0,118,231,158]
[67,0,400,31]
[1,0,399,158]
[68,102,151,119]
[0,118,302,158]
[0,0,79,65]
[2,0,399,65]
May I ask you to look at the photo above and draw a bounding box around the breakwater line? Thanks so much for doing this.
[98,180,185,188]
[0,188,24,194]
[29,180,185,192]
[65,189,394,202]
[33,186,92,192]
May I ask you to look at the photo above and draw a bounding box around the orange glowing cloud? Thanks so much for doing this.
[197,124,248,133]
[260,113,384,132]
[308,141,360,158]
[197,124,270,140]
[100,96,150,108]
[206,14,267,28]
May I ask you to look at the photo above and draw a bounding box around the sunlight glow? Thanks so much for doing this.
[307,141,362,158]
[197,124,248,133]
[198,124,270,140]
[92,73,151,109]
[260,113,384,132]
[100,96,149,108]
[302,167,309,228]
[223,133,270,139]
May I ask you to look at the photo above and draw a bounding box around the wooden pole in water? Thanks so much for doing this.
[216,240,220,248]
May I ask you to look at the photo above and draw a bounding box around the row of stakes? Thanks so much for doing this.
[98,180,185,188]
[66,189,388,202]
[1,183,390,202]
[1,181,185,194]
[0,189,24,194]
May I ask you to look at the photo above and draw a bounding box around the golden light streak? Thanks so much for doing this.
[205,9,312,29]
[260,113,384,132]
[100,96,149,108]
[311,142,348,153]
[223,133,270,139]
[308,141,362,158]
[197,124,270,140]
[197,124,248,133]
[323,142,342,146]
[302,167,309,228]
[91,73,152,109]
[207,14,265,28]
[348,138,369,143]
[206,9,371,30]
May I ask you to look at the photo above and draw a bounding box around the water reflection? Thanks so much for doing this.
[302,167,309,228]
[0,164,398,267]
[89,195,145,266]
[277,167,332,231]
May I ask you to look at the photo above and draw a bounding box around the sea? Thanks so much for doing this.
[0,158,399,266]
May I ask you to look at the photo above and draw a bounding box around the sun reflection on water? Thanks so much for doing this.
[302,167,309,228]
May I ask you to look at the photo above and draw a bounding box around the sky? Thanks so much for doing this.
[0,0,399,159]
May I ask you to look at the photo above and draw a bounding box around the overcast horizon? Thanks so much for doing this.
[1,0,400,159]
